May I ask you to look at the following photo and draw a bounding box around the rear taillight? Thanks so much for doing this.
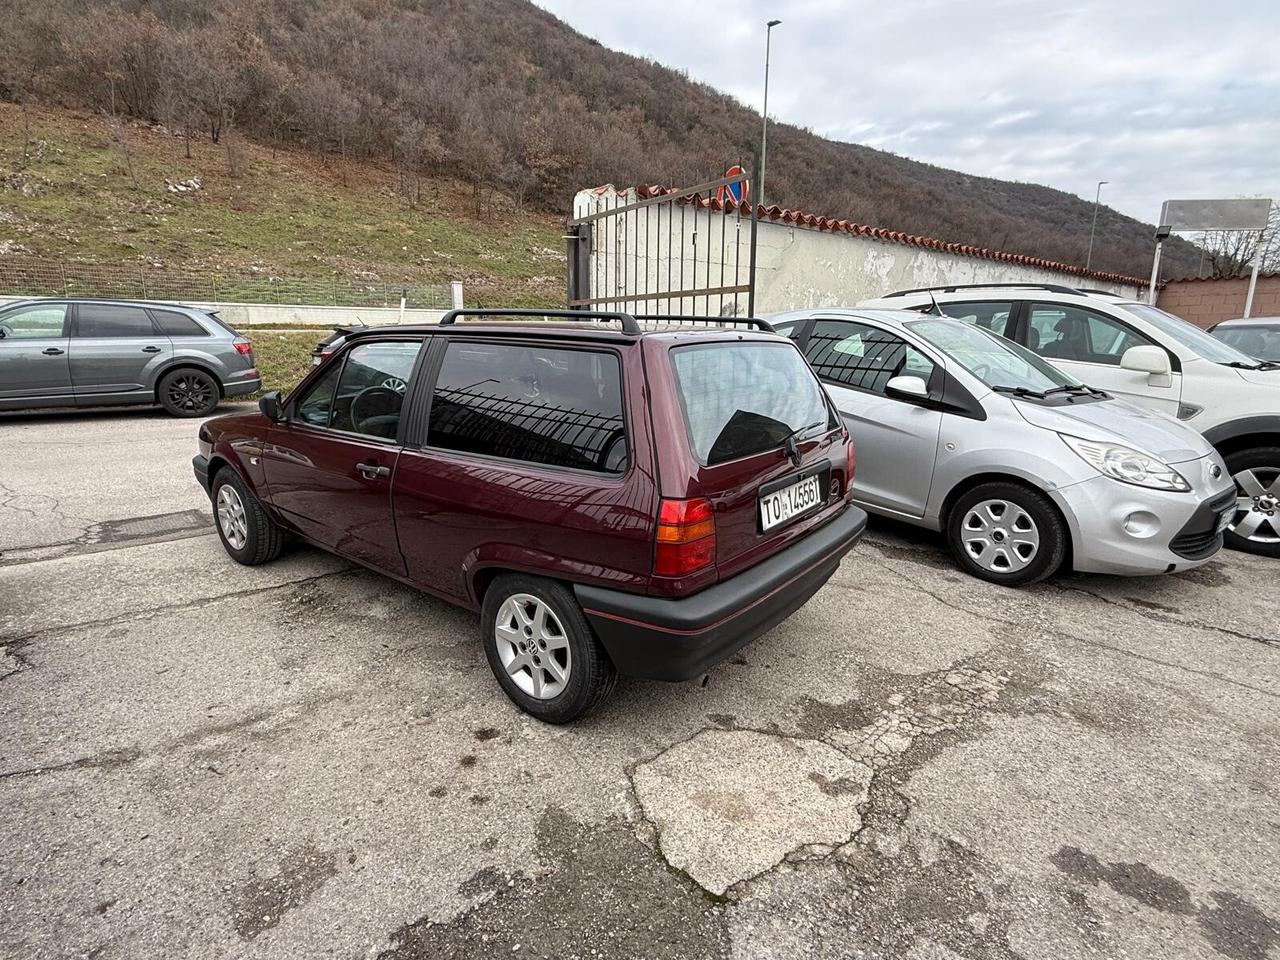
[654,497,716,577]
[845,439,856,494]
[233,337,253,356]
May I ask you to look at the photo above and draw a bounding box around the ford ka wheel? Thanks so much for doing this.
[947,481,1066,586]
[1223,448,1280,557]
[480,574,617,723]
[211,469,288,566]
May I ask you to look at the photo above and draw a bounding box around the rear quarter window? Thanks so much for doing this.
[150,309,209,336]
[670,341,834,466]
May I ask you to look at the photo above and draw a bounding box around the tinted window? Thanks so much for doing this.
[1026,303,1153,365]
[150,308,208,336]
[671,341,834,466]
[429,342,627,473]
[805,320,936,395]
[1214,324,1280,362]
[0,304,67,339]
[933,301,1013,338]
[75,304,156,338]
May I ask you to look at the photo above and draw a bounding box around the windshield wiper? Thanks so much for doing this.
[991,385,1047,399]
[1226,359,1280,371]
[781,419,826,464]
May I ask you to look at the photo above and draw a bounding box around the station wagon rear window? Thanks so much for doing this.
[428,342,627,473]
[671,341,834,466]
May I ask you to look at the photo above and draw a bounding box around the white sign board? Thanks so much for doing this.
[1159,198,1272,232]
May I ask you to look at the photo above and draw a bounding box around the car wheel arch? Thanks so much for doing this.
[153,361,224,403]
[939,471,1075,570]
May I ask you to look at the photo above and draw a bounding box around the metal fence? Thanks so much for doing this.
[0,258,454,309]
[566,166,759,318]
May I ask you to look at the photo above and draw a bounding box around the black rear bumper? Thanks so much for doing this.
[574,505,867,682]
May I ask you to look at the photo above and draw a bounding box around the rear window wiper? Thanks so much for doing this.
[781,419,826,462]
[991,385,1047,399]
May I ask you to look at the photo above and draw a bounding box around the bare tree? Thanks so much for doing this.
[1193,203,1280,277]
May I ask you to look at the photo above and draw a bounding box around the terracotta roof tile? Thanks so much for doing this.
[606,184,1148,288]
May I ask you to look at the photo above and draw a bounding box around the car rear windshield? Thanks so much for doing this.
[670,341,834,466]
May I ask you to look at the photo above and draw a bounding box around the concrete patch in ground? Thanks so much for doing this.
[631,729,871,896]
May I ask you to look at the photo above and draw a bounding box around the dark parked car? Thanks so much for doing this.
[193,309,866,722]
[1208,317,1280,363]
[0,298,260,416]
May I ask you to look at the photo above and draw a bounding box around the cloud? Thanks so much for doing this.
[533,0,1280,224]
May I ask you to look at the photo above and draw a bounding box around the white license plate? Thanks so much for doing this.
[760,474,823,531]
[1216,509,1234,533]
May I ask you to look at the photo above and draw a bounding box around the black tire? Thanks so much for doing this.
[158,367,220,418]
[480,574,618,724]
[211,468,287,566]
[946,481,1068,586]
[1222,446,1280,557]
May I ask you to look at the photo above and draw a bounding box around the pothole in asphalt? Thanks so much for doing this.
[631,729,872,897]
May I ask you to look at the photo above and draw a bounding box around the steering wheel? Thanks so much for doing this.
[350,385,402,430]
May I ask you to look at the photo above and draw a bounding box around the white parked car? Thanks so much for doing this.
[859,284,1280,557]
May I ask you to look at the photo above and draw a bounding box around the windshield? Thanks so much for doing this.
[670,341,835,466]
[1121,303,1258,365]
[907,318,1080,392]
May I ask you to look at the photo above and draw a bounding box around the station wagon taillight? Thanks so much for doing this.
[233,338,253,355]
[654,498,716,577]
[846,438,856,492]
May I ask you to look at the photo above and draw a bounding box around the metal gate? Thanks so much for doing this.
[566,166,759,318]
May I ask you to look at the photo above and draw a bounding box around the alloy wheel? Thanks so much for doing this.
[168,375,213,413]
[494,593,571,700]
[1230,467,1280,545]
[216,484,248,551]
[961,499,1040,573]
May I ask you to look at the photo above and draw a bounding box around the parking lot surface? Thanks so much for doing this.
[2,405,1278,960]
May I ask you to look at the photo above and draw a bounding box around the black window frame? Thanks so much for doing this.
[410,336,632,479]
[283,334,429,446]
[0,301,71,338]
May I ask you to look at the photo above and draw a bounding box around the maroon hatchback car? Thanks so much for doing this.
[193,310,866,722]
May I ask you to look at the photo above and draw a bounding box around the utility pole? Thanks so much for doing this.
[1085,180,1108,271]
[759,19,781,211]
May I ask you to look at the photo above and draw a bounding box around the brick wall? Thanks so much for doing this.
[1156,275,1280,329]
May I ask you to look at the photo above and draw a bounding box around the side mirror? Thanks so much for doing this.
[885,375,929,401]
[258,391,282,422]
[1120,345,1172,386]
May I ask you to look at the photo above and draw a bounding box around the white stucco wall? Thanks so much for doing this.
[573,187,1145,316]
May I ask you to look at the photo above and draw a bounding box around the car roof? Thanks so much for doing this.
[3,296,198,309]
[341,320,785,346]
[860,285,1133,307]
[767,306,947,329]
[1213,316,1280,327]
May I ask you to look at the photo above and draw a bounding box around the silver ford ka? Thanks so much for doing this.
[772,308,1236,585]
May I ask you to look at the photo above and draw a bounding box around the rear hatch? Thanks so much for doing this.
[662,338,851,585]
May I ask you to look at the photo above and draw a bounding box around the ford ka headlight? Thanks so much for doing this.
[1059,434,1190,492]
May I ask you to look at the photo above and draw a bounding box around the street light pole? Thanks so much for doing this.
[759,19,781,211]
[1085,180,1108,271]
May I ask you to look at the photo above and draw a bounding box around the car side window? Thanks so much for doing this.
[0,304,67,339]
[294,362,342,428]
[933,301,1013,338]
[1027,303,1154,365]
[331,341,422,439]
[428,341,627,473]
[74,304,157,338]
[150,309,208,336]
[804,320,935,396]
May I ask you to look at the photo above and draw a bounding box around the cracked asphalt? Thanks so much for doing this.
[2,405,1278,960]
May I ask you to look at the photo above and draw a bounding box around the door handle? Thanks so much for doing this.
[42,347,65,356]
[357,461,391,480]
[142,345,162,353]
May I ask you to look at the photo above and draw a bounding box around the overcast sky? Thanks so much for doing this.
[533,0,1279,225]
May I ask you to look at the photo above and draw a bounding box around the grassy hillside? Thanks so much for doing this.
[0,104,565,306]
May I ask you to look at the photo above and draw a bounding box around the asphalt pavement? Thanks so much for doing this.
[2,403,1277,960]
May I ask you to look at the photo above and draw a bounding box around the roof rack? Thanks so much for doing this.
[439,307,642,335]
[1076,288,1121,296]
[883,282,1084,298]
[633,313,775,333]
